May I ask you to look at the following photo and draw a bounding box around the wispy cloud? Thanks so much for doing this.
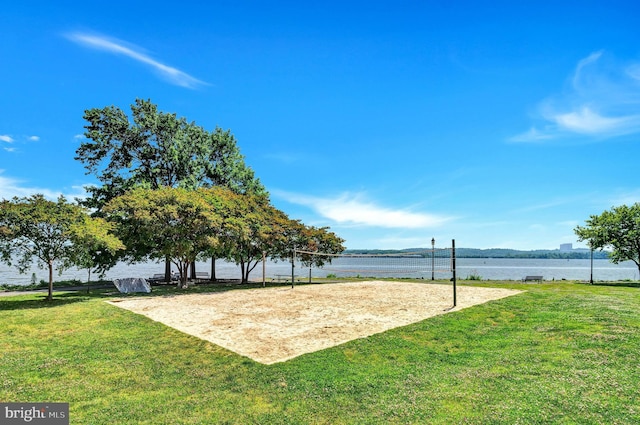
[66,32,207,89]
[0,171,88,201]
[551,106,640,134]
[275,190,452,228]
[511,51,640,142]
[509,127,555,142]
[1,134,39,152]
[607,189,640,207]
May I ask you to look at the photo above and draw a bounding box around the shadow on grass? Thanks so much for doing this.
[0,291,96,311]
[0,280,287,311]
[0,278,425,310]
[590,281,640,288]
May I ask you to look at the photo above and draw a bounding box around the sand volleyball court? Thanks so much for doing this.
[108,281,522,364]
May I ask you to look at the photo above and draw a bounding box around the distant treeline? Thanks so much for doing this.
[345,248,610,260]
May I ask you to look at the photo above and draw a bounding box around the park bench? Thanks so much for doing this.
[272,274,300,283]
[522,275,543,282]
[147,273,167,283]
[148,273,179,283]
[194,272,210,282]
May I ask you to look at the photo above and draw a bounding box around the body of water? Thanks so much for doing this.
[1,257,637,286]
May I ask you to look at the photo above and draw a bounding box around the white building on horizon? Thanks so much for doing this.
[560,243,573,251]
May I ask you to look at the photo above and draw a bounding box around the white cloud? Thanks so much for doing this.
[66,32,207,89]
[512,51,640,142]
[572,50,603,89]
[275,191,452,228]
[0,171,88,201]
[608,190,640,207]
[28,136,40,142]
[509,127,555,142]
[552,106,640,135]
[0,135,14,143]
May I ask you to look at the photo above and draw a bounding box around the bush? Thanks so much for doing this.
[466,273,482,281]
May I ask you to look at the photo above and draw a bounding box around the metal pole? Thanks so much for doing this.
[291,249,296,289]
[452,239,457,307]
[431,237,435,280]
[262,251,266,287]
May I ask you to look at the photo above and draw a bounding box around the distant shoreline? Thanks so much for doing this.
[345,248,610,260]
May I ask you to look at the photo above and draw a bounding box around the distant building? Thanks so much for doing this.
[560,243,573,251]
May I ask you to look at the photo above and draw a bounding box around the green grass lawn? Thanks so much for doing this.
[1,281,639,424]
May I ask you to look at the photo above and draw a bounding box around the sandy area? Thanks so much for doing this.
[108,281,522,364]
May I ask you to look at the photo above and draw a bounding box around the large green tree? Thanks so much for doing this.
[0,195,123,300]
[199,187,279,283]
[76,98,265,277]
[575,203,640,275]
[103,187,222,288]
[76,98,265,205]
[199,188,345,282]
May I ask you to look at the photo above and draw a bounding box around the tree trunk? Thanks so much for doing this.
[240,260,247,283]
[47,261,53,301]
[190,262,196,280]
[178,262,190,289]
[164,256,171,282]
[211,257,216,282]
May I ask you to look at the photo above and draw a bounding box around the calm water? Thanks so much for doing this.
[1,257,637,286]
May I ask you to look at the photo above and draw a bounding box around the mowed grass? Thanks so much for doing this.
[1,281,639,424]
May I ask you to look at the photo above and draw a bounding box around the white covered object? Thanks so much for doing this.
[113,277,152,294]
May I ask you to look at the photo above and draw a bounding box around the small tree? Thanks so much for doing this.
[0,195,123,300]
[69,215,125,285]
[575,203,640,276]
[200,187,345,282]
[104,187,221,288]
[200,188,277,283]
[292,223,346,268]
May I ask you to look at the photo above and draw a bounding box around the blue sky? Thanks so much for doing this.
[2,1,640,250]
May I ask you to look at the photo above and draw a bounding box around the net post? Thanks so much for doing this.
[291,248,296,289]
[431,237,435,280]
[452,239,457,307]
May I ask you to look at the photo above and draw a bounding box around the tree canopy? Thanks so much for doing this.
[103,187,222,288]
[0,195,123,300]
[575,203,640,275]
[103,186,345,285]
[76,98,266,211]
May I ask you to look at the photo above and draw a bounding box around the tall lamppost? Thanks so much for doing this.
[431,237,435,280]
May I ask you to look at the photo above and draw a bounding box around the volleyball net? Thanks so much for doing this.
[293,239,456,280]
[286,239,457,306]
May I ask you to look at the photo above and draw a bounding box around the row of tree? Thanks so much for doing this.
[105,186,344,287]
[0,99,345,300]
